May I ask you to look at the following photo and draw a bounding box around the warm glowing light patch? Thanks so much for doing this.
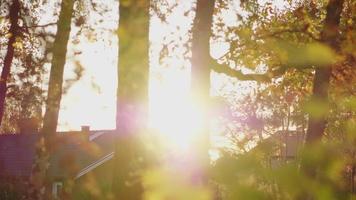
[149,66,203,150]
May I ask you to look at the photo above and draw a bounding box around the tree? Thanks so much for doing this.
[190,0,215,184]
[304,0,344,144]
[211,0,349,144]
[0,0,47,134]
[112,0,149,199]
[209,0,355,198]
[0,0,20,126]
[42,0,75,148]
[26,0,75,199]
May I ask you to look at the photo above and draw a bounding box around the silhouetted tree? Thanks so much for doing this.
[190,0,215,184]
[28,0,75,199]
[42,0,75,149]
[304,0,344,144]
[0,0,20,126]
[112,0,149,199]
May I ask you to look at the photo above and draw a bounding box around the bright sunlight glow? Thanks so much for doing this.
[149,65,204,150]
[56,0,254,155]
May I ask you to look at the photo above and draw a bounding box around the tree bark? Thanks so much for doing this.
[0,0,20,126]
[112,1,149,199]
[28,1,74,199]
[42,0,74,149]
[300,2,345,198]
[304,0,344,144]
[28,1,75,199]
[190,0,216,184]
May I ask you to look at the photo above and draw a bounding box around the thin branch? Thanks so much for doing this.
[210,59,270,82]
[25,22,57,29]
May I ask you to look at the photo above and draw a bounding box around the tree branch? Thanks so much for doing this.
[211,28,321,82]
[25,22,57,28]
[210,59,270,82]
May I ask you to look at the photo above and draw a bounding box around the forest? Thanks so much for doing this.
[0,0,355,199]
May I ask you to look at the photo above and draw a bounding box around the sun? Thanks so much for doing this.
[149,65,204,150]
[149,97,203,150]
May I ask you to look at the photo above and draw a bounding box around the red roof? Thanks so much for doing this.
[0,131,116,179]
[0,134,38,177]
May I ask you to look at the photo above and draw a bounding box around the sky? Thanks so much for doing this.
[55,0,243,132]
[53,0,119,131]
[54,0,287,131]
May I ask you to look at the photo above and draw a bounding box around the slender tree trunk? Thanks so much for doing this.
[190,0,215,184]
[300,2,344,198]
[112,1,149,199]
[28,1,74,198]
[42,0,74,149]
[0,0,20,126]
[304,0,344,144]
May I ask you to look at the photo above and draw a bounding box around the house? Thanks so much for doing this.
[267,131,355,194]
[269,130,305,168]
[0,127,116,199]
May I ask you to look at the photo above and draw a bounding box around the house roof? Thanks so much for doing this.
[0,130,116,179]
[0,134,38,177]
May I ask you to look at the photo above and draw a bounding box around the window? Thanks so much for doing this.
[52,181,63,199]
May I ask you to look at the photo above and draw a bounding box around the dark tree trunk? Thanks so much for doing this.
[190,0,215,183]
[304,0,344,144]
[42,0,74,149]
[28,1,74,199]
[112,1,149,199]
[0,0,20,126]
[300,3,345,198]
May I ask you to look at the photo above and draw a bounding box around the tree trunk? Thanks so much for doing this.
[304,0,344,144]
[42,0,74,149]
[0,0,20,126]
[300,2,345,198]
[190,0,215,184]
[112,1,149,199]
[28,1,74,199]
